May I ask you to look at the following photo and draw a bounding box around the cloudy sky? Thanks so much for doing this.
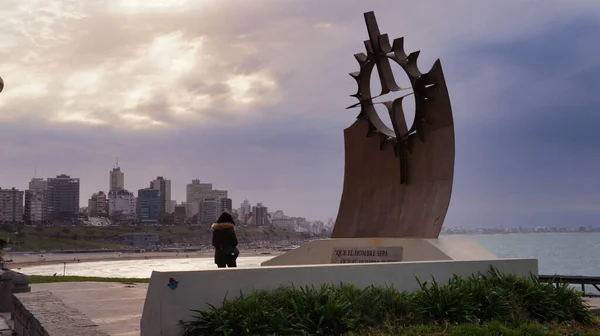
[1,0,599,228]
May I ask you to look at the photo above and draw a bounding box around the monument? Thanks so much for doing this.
[263,11,481,266]
[141,12,537,336]
[333,11,454,239]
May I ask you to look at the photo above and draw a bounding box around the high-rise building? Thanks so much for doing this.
[88,191,108,217]
[185,179,227,221]
[24,178,49,225]
[47,174,80,220]
[186,179,212,218]
[201,198,219,225]
[297,217,310,231]
[311,221,325,235]
[272,217,295,229]
[220,198,232,214]
[109,167,124,192]
[186,180,212,202]
[150,176,171,217]
[166,200,177,214]
[108,189,136,217]
[185,202,200,222]
[173,204,187,224]
[252,203,268,226]
[0,188,24,223]
[137,188,163,224]
[239,199,251,225]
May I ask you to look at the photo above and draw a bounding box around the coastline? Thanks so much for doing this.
[4,250,283,269]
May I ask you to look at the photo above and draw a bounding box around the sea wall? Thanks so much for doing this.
[140,258,538,336]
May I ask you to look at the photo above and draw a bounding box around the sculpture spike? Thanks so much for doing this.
[392,37,408,61]
[354,53,368,64]
[406,51,422,78]
[378,34,392,54]
[346,101,361,109]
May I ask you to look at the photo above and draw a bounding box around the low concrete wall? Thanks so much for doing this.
[262,237,497,266]
[13,291,109,336]
[140,258,538,336]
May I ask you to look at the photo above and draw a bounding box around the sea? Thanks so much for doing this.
[17,233,600,278]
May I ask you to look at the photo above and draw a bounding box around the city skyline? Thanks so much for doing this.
[2,164,325,222]
[7,166,326,224]
[1,1,600,228]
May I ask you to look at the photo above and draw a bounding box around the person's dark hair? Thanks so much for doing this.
[216,212,234,224]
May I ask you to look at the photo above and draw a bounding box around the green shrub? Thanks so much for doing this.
[181,266,596,335]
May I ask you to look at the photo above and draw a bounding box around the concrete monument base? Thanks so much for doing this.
[261,237,497,266]
[140,257,537,336]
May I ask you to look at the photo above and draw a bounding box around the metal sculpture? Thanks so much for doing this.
[0,76,3,93]
[331,11,455,238]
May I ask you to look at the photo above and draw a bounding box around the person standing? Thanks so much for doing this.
[211,212,239,268]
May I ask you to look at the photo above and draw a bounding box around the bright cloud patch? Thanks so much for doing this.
[0,0,281,130]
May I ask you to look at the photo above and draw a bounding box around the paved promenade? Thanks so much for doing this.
[27,282,600,335]
[32,282,148,336]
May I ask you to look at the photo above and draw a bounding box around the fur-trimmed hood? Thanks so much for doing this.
[211,222,235,231]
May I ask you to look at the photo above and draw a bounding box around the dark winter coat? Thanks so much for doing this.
[211,222,239,265]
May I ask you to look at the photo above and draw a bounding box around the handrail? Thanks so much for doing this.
[539,274,600,295]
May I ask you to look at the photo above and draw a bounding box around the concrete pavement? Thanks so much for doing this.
[32,282,148,336]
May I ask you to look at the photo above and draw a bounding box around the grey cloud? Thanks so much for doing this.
[2,0,600,223]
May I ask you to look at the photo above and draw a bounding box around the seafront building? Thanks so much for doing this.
[88,191,108,217]
[150,176,171,217]
[137,188,162,224]
[109,166,125,192]
[173,204,187,224]
[251,203,269,226]
[239,199,251,225]
[272,217,295,229]
[0,187,24,223]
[185,179,228,224]
[200,197,219,225]
[47,174,80,220]
[167,200,176,214]
[220,198,232,213]
[108,189,137,217]
[24,178,49,225]
[186,179,211,218]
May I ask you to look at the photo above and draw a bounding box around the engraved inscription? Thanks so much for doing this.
[331,246,403,264]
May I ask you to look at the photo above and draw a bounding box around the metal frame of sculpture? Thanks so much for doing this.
[331,11,455,238]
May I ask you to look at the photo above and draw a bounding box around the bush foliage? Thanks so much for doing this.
[181,267,596,335]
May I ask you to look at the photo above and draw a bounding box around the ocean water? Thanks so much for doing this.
[18,233,600,278]
[465,232,600,276]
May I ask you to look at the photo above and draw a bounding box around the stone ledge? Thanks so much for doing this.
[13,291,109,336]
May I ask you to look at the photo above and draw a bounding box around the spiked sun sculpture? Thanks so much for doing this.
[331,12,455,239]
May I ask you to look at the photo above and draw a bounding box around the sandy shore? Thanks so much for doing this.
[4,250,282,269]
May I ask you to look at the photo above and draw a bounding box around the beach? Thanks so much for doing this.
[4,249,283,269]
